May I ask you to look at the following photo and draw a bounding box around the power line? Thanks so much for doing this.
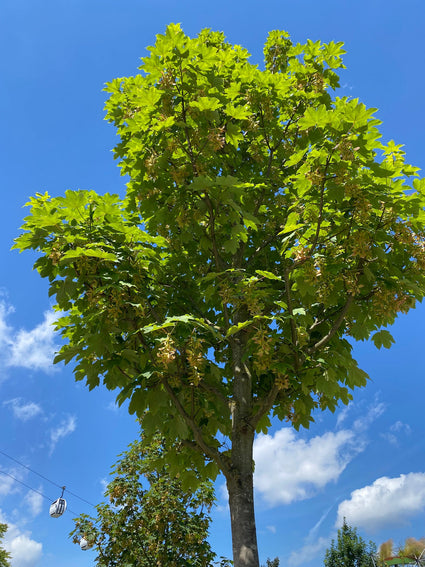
[0,448,97,509]
[0,468,78,516]
[0,469,53,502]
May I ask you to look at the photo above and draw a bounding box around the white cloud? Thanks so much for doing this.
[100,478,108,495]
[4,399,42,422]
[0,302,14,346]
[0,468,23,497]
[336,472,425,531]
[0,512,42,567]
[254,428,364,506]
[49,416,76,455]
[7,310,59,372]
[6,533,42,567]
[24,490,43,517]
[253,402,385,507]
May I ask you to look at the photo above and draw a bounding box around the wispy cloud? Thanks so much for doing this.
[0,302,14,346]
[336,404,352,428]
[0,301,59,374]
[381,420,411,446]
[0,470,20,497]
[336,472,425,531]
[24,489,43,517]
[352,401,385,432]
[49,416,76,455]
[3,399,43,422]
[288,536,330,567]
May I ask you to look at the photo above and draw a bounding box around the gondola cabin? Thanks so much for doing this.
[49,497,67,518]
[80,537,92,551]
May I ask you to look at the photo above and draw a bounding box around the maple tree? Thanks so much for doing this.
[15,25,425,567]
[70,432,226,566]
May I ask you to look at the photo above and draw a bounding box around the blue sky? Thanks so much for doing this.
[1,0,425,565]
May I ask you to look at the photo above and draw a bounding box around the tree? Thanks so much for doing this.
[15,24,425,567]
[400,538,425,561]
[324,519,376,567]
[0,524,11,567]
[70,431,227,566]
[378,537,425,565]
[261,558,279,567]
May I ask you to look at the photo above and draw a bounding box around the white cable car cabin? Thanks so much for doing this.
[49,487,67,518]
[80,537,92,551]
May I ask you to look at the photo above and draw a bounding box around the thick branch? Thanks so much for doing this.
[161,375,231,476]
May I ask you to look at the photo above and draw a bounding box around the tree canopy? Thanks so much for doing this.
[70,431,226,566]
[15,24,425,567]
[324,520,376,567]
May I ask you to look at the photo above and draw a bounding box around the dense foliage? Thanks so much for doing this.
[324,520,376,567]
[16,24,425,567]
[70,432,225,566]
[0,524,11,567]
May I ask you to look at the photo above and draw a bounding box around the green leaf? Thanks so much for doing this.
[280,212,304,234]
[298,104,331,129]
[371,329,395,350]
[225,122,243,147]
[190,97,222,112]
[226,320,253,337]
[255,270,282,281]
[225,104,251,120]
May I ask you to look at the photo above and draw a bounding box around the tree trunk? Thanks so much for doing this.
[226,432,259,567]
[227,329,259,567]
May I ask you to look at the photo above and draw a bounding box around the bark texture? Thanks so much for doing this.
[226,333,260,567]
[226,439,259,567]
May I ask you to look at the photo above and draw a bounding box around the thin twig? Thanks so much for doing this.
[307,293,354,354]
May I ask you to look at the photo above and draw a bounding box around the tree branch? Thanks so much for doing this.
[161,375,231,477]
[307,293,354,354]
[198,380,229,410]
[250,381,281,431]
[203,193,224,272]
[284,268,300,372]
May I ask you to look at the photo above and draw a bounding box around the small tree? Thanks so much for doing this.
[0,524,11,567]
[16,25,425,567]
[261,558,279,567]
[70,432,226,566]
[324,519,376,567]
